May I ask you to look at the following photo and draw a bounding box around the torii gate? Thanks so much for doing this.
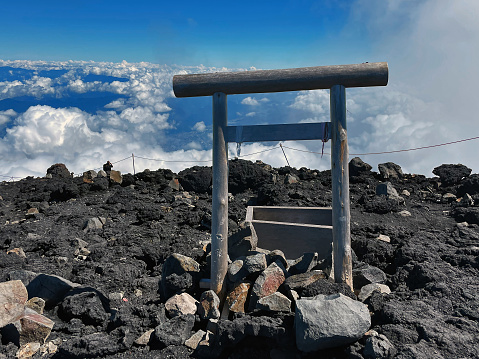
[173,62,388,295]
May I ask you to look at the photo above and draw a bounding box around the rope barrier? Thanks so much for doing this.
[0,135,477,181]
[283,135,479,156]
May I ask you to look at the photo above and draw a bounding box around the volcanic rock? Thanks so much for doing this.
[0,280,28,328]
[363,330,397,359]
[149,314,195,349]
[243,253,267,275]
[46,163,71,179]
[19,308,54,346]
[226,282,251,313]
[210,315,286,357]
[185,329,206,350]
[256,292,291,312]
[378,162,403,179]
[198,290,220,320]
[353,263,387,289]
[432,164,471,186]
[295,293,371,351]
[284,271,326,293]
[161,253,200,299]
[109,170,123,184]
[21,273,79,307]
[165,293,198,317]
[57,332,120,358]
[249,262,286,311]
[349,157,372,177]
[358,283,391,302]
[25,297,45,314]
[227,259,245,283]
[58,288,110,327]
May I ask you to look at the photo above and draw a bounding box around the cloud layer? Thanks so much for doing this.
[1,0,478,179]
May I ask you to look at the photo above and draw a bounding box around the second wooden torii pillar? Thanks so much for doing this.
[173,62,389,295]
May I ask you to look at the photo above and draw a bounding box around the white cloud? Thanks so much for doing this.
[289,90,329,114]
[186,141,203,150]
[1,37,479,180]
[192,121,206,132]
[0,109,17,126]
[241,97,259,106]
[241,97,269,106]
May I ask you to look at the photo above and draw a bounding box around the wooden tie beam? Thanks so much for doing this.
[173,62,388,294]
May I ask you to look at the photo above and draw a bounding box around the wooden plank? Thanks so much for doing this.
[330,85,352,290]
[224,122,330,143]
[173,62,388,97]
[250,221,333,260]
[246,206,332,226]
[210,92,228,298]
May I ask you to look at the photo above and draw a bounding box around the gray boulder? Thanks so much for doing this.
[349,157,372,177]
[378,162,403,179]
[295,293,371,352]
[353,263,387,289]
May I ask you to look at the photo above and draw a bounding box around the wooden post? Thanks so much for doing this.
[211,92,228,297]
[132,153,136,175]
[330,85,353,290]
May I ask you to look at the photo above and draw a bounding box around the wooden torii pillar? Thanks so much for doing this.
[173,62,388,295]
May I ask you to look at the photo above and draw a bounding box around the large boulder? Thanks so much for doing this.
[46,163,71,179]
[378,162,403,180]
[349,157,372,177]
[228,159,272,195]
[432,164,471,186]
[0,280,28,327]
[295,293,371,352]
[178,166,212,194]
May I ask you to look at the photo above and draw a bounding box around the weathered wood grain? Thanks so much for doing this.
[211,92,228,298]
[173,62,388,97]
[330,85,353,290]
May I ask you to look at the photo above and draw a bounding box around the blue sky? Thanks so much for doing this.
[1,0,479,178]
[1,0,368,68]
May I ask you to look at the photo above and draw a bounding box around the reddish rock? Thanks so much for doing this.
[198,290,220,320]
[226,282,251,313]
[19,309,55,345]
[0,280,28,327]
[249,262,286,311]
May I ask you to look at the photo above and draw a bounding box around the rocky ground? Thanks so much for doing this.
[0,159,478,358]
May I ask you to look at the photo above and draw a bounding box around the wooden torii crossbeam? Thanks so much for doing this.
[173,62,388,295]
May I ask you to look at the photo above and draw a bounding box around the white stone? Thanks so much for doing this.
[376,234,391,243]
[165,293,198,317]
[398,210,411,217]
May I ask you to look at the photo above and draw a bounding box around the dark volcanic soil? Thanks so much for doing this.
[0,159,478,358]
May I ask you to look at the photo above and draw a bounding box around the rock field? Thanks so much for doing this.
[0,159,478,358]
